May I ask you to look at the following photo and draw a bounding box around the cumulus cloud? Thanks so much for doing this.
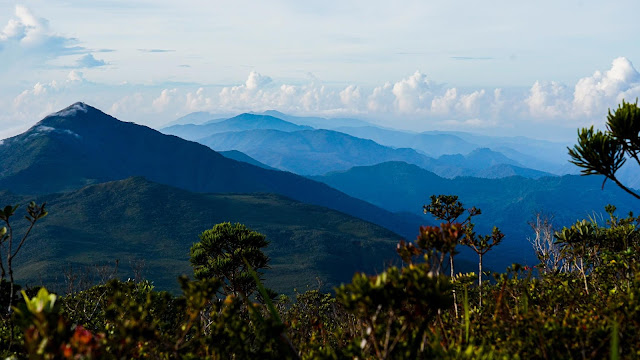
[6,57,640,137]
[525,81,570,118]
[430,88,458,115]
[339,85,362,109]
[0,5,84,65]
[524,57,640,124]
[245,71,272,90]
[11,71,88,113]
[572,57,640,117]
[186,88,213,111]
[75,53,107,68]
[391,71,434,113]
[152,88,177,112]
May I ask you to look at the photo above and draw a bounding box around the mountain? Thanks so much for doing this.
[197,128,548,179]
[333,125,574,174]
[197,128,440,176]
[471,164,553,179]
[258,110,374,129]
[5,177,403,294]
[219,150,277,170]
[314,161,640,271]
[424,131,572,170]
[0,103,422,239]
[161,111,233,127]
[333,126,479,157]
[439,148,519,170]
[161,113,312,141]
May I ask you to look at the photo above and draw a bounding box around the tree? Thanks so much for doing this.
[568,99,640,200]
[423,195,481,278]
[189,222,270,297]
[528,212,565,274]
[0,202,48,314]
[461,224,503,306]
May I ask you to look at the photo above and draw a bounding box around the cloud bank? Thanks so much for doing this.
[4,57,640,140]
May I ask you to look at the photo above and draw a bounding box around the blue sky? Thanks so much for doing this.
[1,0,640,141]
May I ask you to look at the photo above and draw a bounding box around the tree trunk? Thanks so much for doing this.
[478,254,483,307]
[450,254,458,317]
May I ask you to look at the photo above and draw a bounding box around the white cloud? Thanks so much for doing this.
[245,71,272,90]
[185,88,212,111]
[339,85,362,109]
[5,57,640,139]
[391,71,433,113]
[525,81,570,118]
[0,5,84,64]
[456,89,486,115]
[67,70,85,82]
[152,88,177,112]
[367,82,393,113]
[523,57,640,124]
[572,57,640,117]
[431,88,457,115]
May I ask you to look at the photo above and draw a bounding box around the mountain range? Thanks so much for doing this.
[313,161,640,271]
[2,103,638,293]
[162,115,554,179]
[162,113,312,141]
[0,103,421,240]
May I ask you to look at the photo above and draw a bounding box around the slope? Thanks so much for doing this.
[4,177,403,294]
[314,161,639,271]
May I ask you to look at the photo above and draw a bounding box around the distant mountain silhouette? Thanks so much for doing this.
[333,126,479,157]
[198,128,441,175]
[258,110,374,129]
[161,113,311,141]
[197,128,547,179]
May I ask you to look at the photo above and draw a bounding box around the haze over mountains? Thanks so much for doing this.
[1,102,637,292]
[161,113,559,178]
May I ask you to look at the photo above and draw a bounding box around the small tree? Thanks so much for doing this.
[0,202,48,314]
[190,222,270,298]
[461,224,503,306]
[568,99,640,200]
[423,195,481,278]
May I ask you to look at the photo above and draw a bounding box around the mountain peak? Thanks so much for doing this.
[262,110,287,117]
[45,102,91,118]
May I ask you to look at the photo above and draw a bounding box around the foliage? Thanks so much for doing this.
[0,201,48,314]
[3,201,640,358]
[569,99,640,199]
[190,222,270,297]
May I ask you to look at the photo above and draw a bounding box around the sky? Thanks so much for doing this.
[1,0,640,141]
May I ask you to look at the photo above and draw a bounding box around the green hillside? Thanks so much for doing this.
[4,177,403,294]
